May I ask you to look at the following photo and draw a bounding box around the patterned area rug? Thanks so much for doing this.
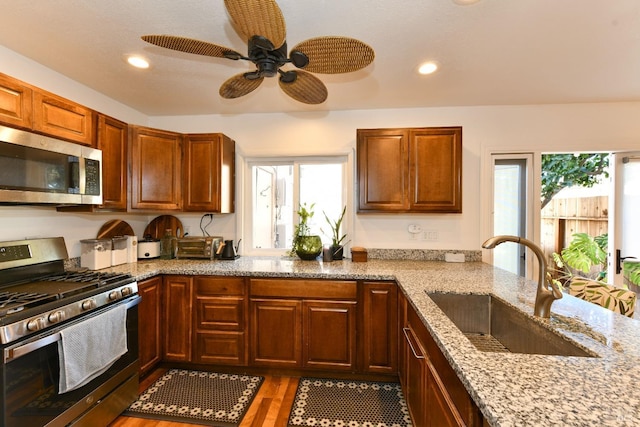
[123,369,263,426]
[288,377,412,427]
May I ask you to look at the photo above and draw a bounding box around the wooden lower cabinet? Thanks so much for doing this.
[362,281,398,374]
[163,275,193,362]
[304,300,357,370]
[250,298,302,368]
[194,277,247,365]
[138,276,162,377]
[399,291,483,426]
[249,278,357,372]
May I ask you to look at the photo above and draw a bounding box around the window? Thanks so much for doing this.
[246,157,347,255]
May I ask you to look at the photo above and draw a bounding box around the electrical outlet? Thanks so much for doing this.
[423,230,439,241]
[408,224,422,240]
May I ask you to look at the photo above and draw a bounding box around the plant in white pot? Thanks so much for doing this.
[323,206,347,260]
[289,203,322,260]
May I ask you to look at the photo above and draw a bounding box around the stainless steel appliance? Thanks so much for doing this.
[0,125,102,205]
[0,237,139,427]
[176,236,222,259]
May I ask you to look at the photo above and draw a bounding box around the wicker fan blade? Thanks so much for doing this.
[219,73,264,99]
[142,35,241,59]
[224,0,286,48]
[278,70,328,104]
[291,36,375,74]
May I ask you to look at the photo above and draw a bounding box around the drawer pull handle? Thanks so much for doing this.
[403,327,425,359]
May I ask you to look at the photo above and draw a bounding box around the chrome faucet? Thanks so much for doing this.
[482,235,563,318]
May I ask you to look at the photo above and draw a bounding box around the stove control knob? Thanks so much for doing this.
[48,311,65,324]
[109,291,119,301]
[81,299,96,311]
[121,287,133,297]
[26,318,43,332]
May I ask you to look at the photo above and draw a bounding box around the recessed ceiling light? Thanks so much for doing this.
[127,55,149,69]
[418,62,438,75]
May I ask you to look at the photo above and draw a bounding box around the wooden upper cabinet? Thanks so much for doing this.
[357,127,462,213]
[32,89,95,146]
[0,73,33,129]
[183,133,235,213]
[357,128,410,211]
[130,126,182,210]
[97,115,128,210]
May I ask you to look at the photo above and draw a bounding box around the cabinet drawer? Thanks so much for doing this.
[249,278,357,299]
[195,331,245,365]
[195,277,245,295]
[196,296,245,331]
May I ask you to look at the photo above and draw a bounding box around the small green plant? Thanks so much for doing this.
[288,203,315,256]
[323,206,347,247]
[552,232,608,283]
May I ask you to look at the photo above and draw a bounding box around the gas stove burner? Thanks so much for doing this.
[45,271,134,287]
[0,291,56,317]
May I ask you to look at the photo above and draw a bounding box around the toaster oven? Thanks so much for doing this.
[176,236,223,259]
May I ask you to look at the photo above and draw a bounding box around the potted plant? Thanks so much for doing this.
[289,203,323,260]
[323,205,347,260]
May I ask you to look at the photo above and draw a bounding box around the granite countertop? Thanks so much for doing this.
[106,256,640,426]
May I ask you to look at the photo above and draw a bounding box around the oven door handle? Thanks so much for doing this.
[3,296,140,363]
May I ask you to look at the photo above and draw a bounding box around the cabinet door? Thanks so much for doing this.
[403,325,428,427]
[303,300,357,371]
[138,276,162,376]
[362,281,398,374]
[0,73,33,129]
[163,276,192,362]
[32,90,94,146]
[409,127,462,212]
[130,126,182,210]
[427,361,465,427]
[97,114,127,210]
[183,133,235,213]
[357,128,410,212]
[195,296,246,365]
[250,298,302,368]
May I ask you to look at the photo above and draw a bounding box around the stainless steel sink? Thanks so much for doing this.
[427,292,596,357]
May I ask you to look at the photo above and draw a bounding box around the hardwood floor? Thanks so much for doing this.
[109,369,300,427]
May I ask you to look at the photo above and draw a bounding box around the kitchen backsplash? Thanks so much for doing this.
[367,248,482,262]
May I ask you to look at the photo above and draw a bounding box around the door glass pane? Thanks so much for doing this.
[494,159,526,276]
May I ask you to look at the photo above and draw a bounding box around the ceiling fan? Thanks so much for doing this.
[141,0,375,105]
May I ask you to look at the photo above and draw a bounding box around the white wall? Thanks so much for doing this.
[153,103,640,252]
[2,45,640,257]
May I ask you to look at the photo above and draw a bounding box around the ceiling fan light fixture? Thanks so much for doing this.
[126,55,149,69]
[418,61,438,75]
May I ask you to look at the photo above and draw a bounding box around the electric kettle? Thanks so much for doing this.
[220,239,241,260]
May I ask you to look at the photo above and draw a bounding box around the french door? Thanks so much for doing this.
[609,152,640,286]
[491,154,534,277]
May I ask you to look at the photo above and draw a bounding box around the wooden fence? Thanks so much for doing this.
[541,195,608,265]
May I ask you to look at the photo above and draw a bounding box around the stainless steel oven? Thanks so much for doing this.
[0,237,139,427]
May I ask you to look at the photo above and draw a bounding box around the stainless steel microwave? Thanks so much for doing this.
[0,125,102,205]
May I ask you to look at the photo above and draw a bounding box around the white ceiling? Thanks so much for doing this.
[1,0,639,116]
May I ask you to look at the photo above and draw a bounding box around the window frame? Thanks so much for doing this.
[242,155,350,257]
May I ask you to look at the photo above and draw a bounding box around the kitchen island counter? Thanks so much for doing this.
[107,257,640,426]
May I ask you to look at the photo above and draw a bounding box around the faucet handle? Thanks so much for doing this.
[549,280,563,300]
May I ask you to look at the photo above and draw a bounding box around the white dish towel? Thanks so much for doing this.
[58,303,128,394]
